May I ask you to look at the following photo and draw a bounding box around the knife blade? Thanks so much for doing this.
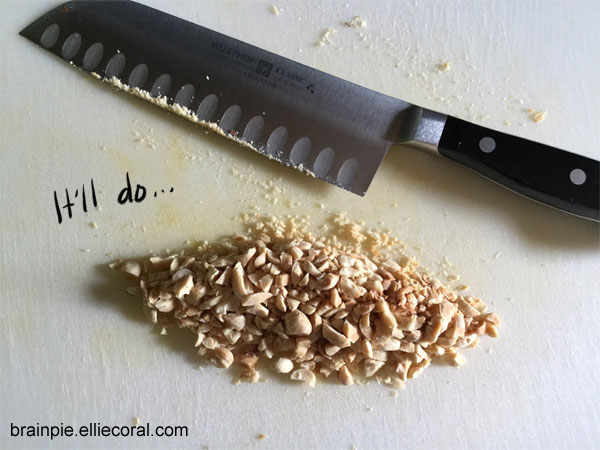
[19,1,600,221]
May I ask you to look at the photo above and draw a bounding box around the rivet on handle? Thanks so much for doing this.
[569,168,587,185]
[479,137,496,153]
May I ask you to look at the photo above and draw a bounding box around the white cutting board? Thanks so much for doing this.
[1,1,599,449]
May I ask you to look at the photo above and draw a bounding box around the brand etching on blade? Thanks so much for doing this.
[256,60,273,77]
[210,42,275,88]
[210,42,256,64]
[273,65,316,94]
[272,65,317,94]
[275,66,304,83]
[210,41,315,94]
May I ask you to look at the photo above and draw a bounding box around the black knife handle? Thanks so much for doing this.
[438,116,600,221]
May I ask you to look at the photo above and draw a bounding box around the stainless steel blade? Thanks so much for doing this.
[19,0,425,195]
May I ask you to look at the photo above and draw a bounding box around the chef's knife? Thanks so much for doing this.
[20,1,600,221]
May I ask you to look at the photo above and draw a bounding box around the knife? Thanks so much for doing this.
[19,1,600,221]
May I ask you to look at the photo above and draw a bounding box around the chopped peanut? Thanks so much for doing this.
[114,214,499,389]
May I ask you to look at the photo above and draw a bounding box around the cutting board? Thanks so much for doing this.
[2,1,599,449]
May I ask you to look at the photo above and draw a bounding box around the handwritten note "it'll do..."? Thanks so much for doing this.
[53,172,174,224]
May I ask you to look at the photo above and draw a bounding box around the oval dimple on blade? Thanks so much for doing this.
[266,126,288,157]
[242,116,265,145]
[83,42,103,71]
[337,158,359,186]
[128,63,148,88]
[104,53,126,78]
[174,84,195,108]
[61,32,81,59]
[40,23,59,49]
[151,73,171,97]
[289,137,312,165]
[219,105,242,133]
[313,147,335,178]
[197,94,219,121]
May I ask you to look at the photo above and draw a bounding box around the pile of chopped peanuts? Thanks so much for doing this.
[113,214,499,388]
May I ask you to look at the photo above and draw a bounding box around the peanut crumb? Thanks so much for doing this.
[257,434,268,441]
[344,16,367,28]
[532,110,547,123]
[316,28,337,46]
[270,5,280,15]
[437,62,451,71]
[90,222,98,229]
[447,352,467,367]
[133,417,140,426]
[456,284,470,291]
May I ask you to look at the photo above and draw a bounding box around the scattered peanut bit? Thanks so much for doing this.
[239,368,260,383]
[344,16,367,28]
[275,357,294,374]
[110,260,141,278]
[447,352,467,367]
[114,214,499,388]
[284,310,312,336]
[338,365,354,385]
[437,62,451,71]
[210,347,234,369]
[291,368,316,387]
[316,28,337,46]
[269,5,280,15]
[257,433,268,441]
[456,284,470,291]
[133,417,140,426]
[532,110,548,123]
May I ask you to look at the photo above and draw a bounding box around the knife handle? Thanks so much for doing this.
[437,116,600,221]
